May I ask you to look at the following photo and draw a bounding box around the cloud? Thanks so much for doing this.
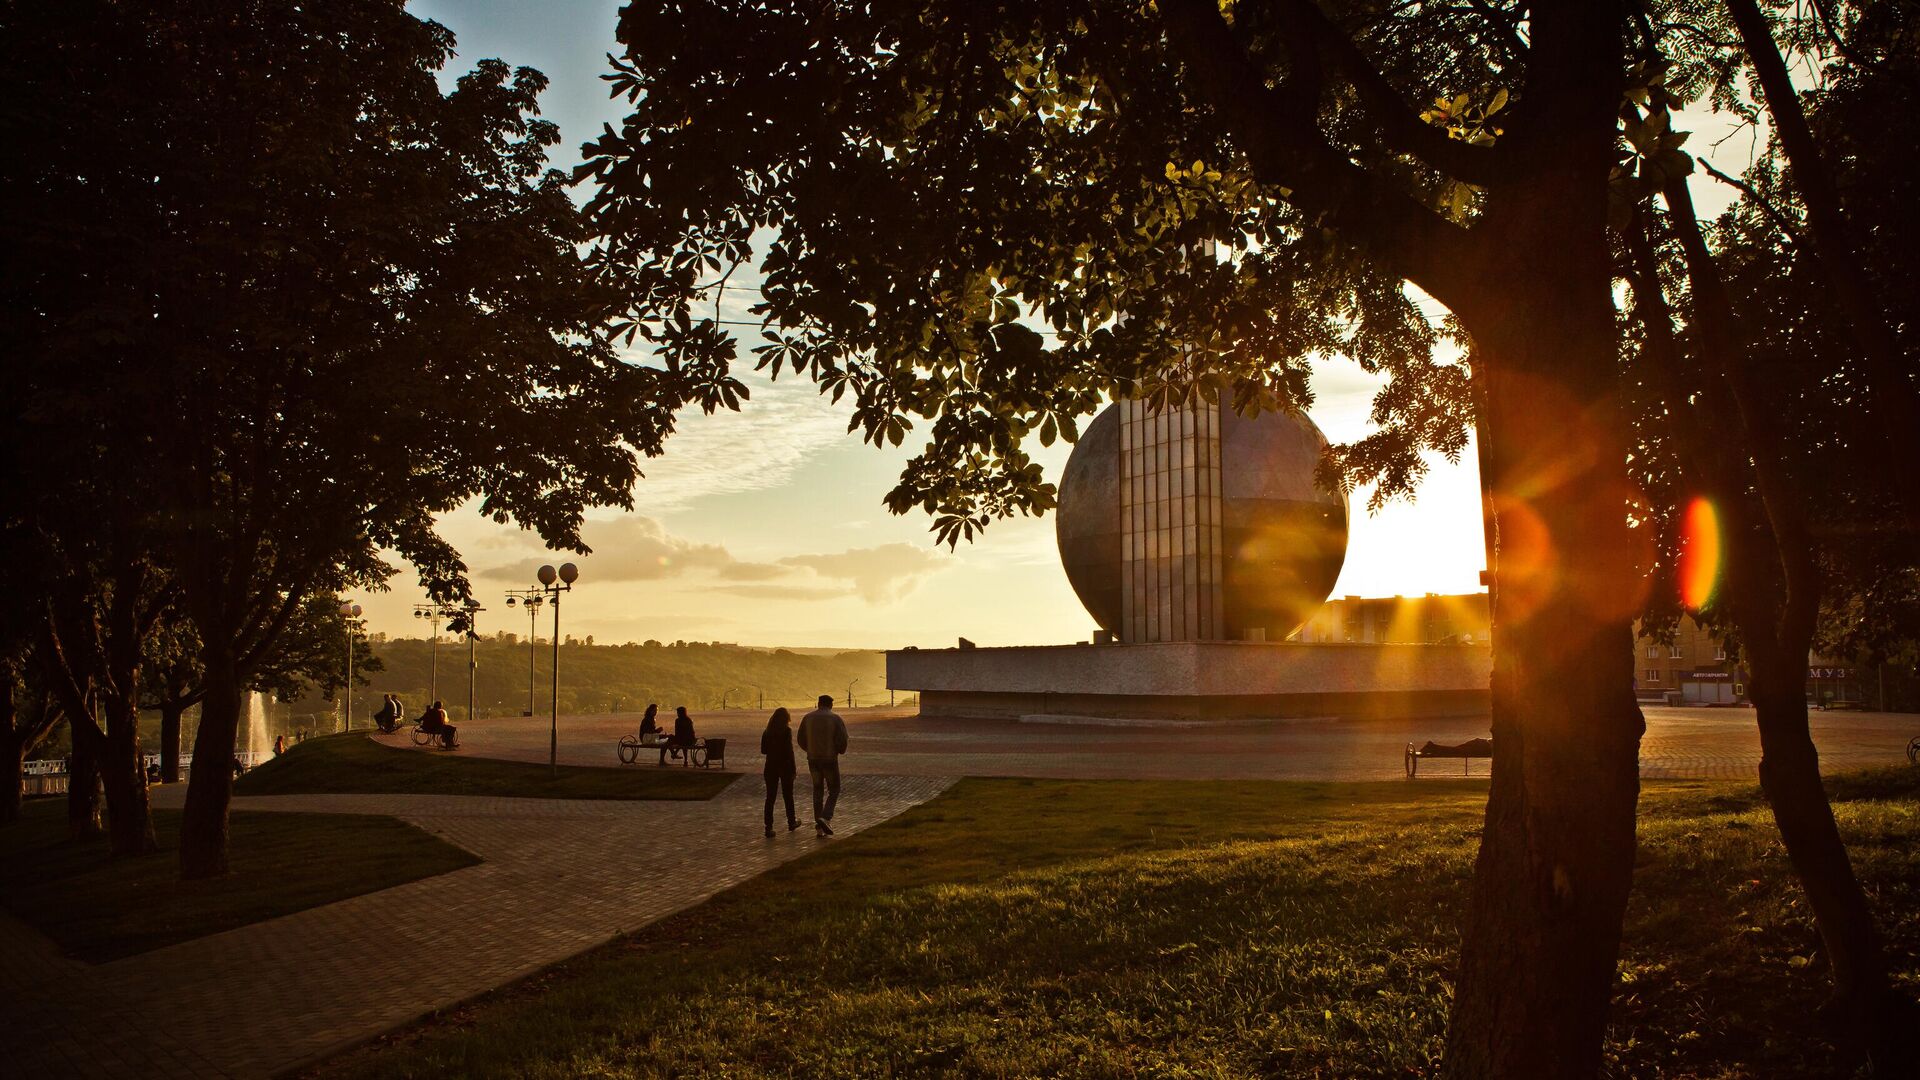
[779,543,948,603]
[708,584,846,601]
[481,517,737,583]
[615,363,852,512]
[479,518,948,605]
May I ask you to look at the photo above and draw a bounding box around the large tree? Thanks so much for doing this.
[140,594,380,784]
[3,0,734,877]
[586,2,1652,1073]
[1619,3,1918,1063]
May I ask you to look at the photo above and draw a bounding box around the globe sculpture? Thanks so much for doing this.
[1056,402,1349,641]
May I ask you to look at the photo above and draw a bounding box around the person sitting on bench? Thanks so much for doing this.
[659,705,695,765]
[374,693,402,735]
[419,700,457,749]
[637,703,662,745]
[1417,737,1492,758]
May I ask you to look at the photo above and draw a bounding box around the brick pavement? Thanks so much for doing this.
[3,773,955,1079]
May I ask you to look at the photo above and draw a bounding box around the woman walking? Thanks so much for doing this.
[760,708,799,837]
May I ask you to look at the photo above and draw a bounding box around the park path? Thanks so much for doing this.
[0,773,956,1079]
[420,705,1917,782]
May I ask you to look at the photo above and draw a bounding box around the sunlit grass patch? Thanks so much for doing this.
[314,771,1920,1079]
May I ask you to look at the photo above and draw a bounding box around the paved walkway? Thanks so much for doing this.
[8,706,1912,1077]
[1,773,955,1079]
[413,705,1919,782]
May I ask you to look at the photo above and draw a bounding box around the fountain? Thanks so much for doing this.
[245,691,270,763]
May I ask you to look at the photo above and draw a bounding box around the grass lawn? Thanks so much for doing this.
[314,768,1919,1079]
[237,733,737,801]
[0,801,478,963]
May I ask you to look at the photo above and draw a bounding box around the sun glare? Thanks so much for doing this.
[1678,497,1721,610]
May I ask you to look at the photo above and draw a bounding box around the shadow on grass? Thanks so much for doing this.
[237,732,737,801]
[0,802,478,962]
[312,771,1920,1080]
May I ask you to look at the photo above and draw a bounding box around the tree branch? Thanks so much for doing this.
[1282,0,1502,186]
[1697,158,1804,248]
[1158,0,1475,306]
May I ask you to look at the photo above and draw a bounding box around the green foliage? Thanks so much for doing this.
[0,800,478,963]
[580,1,1502,543]
[1,0,732,716]
[1620,1,1920,658]
[233,733,735,801]
[315,771,1920,1078]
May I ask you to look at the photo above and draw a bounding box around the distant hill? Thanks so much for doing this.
[310,635,899,727]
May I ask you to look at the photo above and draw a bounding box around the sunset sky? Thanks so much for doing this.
[363,1,1755,650]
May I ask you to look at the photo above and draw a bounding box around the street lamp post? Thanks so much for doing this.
[504,590,544,716]
[722,686,741,710]
[847,678,860,709]
[338,601,362,732]
[460,602,484,726]
[536,563,578,779]
[413,602,461,703]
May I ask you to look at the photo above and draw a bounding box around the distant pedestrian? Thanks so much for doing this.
[272,735,286,757]
[797,694,848,836]
[760,708,799,837]
[637,703,661,745]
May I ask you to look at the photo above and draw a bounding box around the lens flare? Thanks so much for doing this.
[1678,497,1721,610]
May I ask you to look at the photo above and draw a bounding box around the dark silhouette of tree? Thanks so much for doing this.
[1,661,63,826]
[1618,4,1917,1065]
[141,595,380,783]
[3,0,733,877]
[586,3,1654,1073]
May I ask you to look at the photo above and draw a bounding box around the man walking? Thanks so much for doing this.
[796,694,848,836]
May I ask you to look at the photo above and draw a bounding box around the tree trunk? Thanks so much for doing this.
[2,741,23,825]
[1749,662,1914,1070]
[1444,22,1645,1062]
[178,653,240,879]
[1655,173,1915,1066]
[1,680,22,825]
[160,701,184,784]
[96,691,156,856]
[67,726,103,842]
[1444,291,1647,1078]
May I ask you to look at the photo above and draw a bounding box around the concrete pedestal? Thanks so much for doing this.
[887,641,1491,722]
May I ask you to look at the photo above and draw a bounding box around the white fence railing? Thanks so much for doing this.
[20,751,271,792]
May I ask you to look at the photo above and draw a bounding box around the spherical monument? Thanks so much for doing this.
[1056,402,1348,641]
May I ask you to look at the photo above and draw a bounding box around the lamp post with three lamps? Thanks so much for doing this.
[412,602,462,703]
[454,601,484,727]
[503,590,545,717]
[536,563,578,778]
[338,601,362,732]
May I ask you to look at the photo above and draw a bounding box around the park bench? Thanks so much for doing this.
[1405,737,1493,778]
[617,734,727,769]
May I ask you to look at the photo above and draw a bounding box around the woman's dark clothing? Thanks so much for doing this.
[639,714,660,739]
[764,773,796,830]
[761,727,797,777]
[761,722,798,829]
